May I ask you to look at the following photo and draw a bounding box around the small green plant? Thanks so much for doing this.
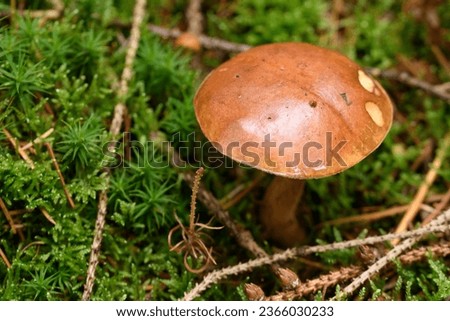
[57,116,106,175]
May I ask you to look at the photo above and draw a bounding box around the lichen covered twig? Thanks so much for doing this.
[82,0,147,301]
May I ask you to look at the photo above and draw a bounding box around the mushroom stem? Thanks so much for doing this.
[260,176,306,247]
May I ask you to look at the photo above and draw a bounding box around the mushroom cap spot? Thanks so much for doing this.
[365,101,384,127]
[194,43,394,179]
[358,70,376,93]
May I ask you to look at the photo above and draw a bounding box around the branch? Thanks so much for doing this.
[368,68,450,103]
[186,0,203,36]
[393,132,450,244]
[45,142,75,209]
[335,207,450,300]
[4,0,64,24]
[264,241,450,300]
[146,24,450,102]
[82,0,147,301]
[182,208,450,300]
[3,128,34,169]
[148,24,252,53]
[0,198,17,235]
[0,246,11,269]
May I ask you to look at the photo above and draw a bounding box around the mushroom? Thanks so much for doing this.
[193,42,394,246]
[175,32,201,52]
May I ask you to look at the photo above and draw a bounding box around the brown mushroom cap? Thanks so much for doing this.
[194,42,394,179]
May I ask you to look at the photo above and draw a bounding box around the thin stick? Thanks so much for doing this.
[20,241,45,254]
[82,0,147,301]
[36,93,56,119]
[182,209,450,300]
[116,1,145,101]
[0,0,65,25]
[335,208,450,299]
[266,242,450,300]
[0,197,16,234]
[148,24,252,53]
[431,45,450,75]
[422,187,450,225]
[20,128,54,151]
[9,209,33,216]
[399,242,450,265]
[393,132,450,244]
[123,114,132,162]
[45,142,75,209]
[368,68,450,103]
[89,20,450,104]
[410,138,433,172]
[10,0,16,27]
[153,24,450,105]
[82,181,109,301]
[335,238,415,300]
[146,24,450,104]
[0,246,11,268]
[267,266,362,301]
[39,208,56,225]
[321,204,410,226]
[25,0,63,21]
[186,0,203,36]
[3,128,34,169]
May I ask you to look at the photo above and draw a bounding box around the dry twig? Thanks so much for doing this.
[0,197,17,235]
[399,242,450,265]
[182,210,450,300]
[423,187,450,225]
[45,142,75,209]
[9,209,33,216]
[321,202,444,227]
[147,23,450,99]
[82,0,147,301]
[321,204,410,226]
[147,24,450,103]
[267,266,362,301]
[82,183,109,300]
[186,0,203,36]
[6,0,64,25]
[320,193,447,227]
[148,24,252,53]
[368,68,450,102]
[20,241,46,254]
[26,0,63,21]
[431,45,450,75]
[3,128,34,169]
[2,129,60,225]
[264,241,450,300]
[0,246,11,269]
[393,132,450,244]
[335,207,450,299]
[39,207,56,225]
[20,128,54,151]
